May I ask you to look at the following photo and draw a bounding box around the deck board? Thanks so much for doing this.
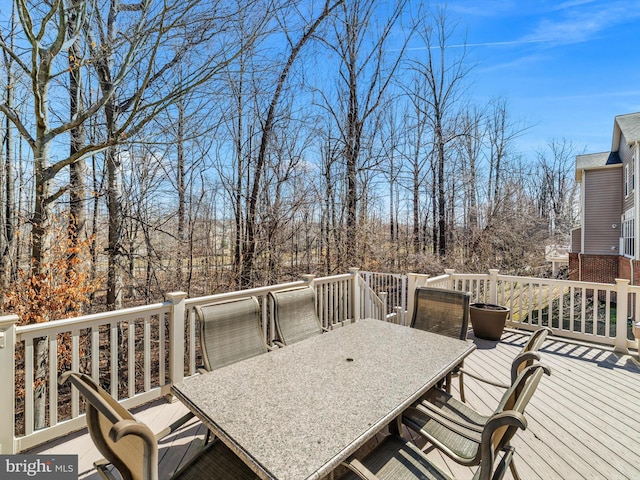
[26,329,640,479]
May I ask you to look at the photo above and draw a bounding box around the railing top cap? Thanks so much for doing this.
[0,314,19,327]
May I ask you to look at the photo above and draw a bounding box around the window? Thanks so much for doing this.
[623,208,635,257]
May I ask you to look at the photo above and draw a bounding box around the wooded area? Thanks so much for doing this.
[0,0,579,315]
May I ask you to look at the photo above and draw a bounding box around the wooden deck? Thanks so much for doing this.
[28,329,640,479]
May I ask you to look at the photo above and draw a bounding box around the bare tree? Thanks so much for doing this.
[408,5,473,257]
[316,0,409,268]
[83,0,268,307]
[455,106,483,261]
[240,0,344,287]
[0,5,18,288]
[534,139,580,240]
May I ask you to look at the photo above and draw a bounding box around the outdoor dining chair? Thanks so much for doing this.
[458,326,552,402]
[339,400,525,480]
[411,287,472,392]
[195,296,270,372]
[411,287,472,340]
[58,371,258,480]
[269,286,326,345]
[402,363,551,480]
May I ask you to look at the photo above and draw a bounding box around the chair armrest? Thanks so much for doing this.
[341,458,381,480]
[402,406,483,466]
[510,351,541,383]
[414,398,485,432]
[457,367,510,389]
[94,459,119,480]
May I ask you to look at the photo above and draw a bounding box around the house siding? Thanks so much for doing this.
[583,167,622,254]
[570,227,581,253]
[620,131,635,211]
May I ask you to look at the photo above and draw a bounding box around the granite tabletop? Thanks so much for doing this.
[171,318,475,480]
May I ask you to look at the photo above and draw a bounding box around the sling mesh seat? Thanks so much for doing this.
[269,286,325,345]
[411,287,472,392]
[402,363,550,480]
[195,296,269,371]
[340,389,527,480]
[458,326,551,401]
[59,371,258,480]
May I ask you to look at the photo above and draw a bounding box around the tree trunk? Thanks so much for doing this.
[176,99,185,287]
[68,4,87,263]
[106,144,124,309]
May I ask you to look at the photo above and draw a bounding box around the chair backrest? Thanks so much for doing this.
[509,327,551,383]
[269,286,323,345]
[477,364,549,480]
[492,363,550,440]
[410,287,472,340]
[59,371,157,480]
[196,296,268,371]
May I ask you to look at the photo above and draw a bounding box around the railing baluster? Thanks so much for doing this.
[72,329,80,417]
[92,326,99,381]
[189,308,196,376]
[25,338,34,436]
[159,313,166,386]
[48,335,57,426]
[144,316,151,392]
[128,320,135,399]
[110,322,118,399]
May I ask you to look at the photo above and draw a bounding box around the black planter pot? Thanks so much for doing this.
[469,303,510,341]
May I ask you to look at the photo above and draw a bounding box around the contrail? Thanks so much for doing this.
[406,38,552,50]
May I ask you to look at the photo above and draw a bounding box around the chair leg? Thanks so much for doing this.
[509,457,522,480]
[444,372,452,393]
[459,371,466,403]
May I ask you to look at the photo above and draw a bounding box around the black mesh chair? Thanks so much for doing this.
[458,326,551,401]
[195,296,270,372]
[402,363,551,480]
[411,287,472,392]
[269,286,326,346]
[59,372,258,480]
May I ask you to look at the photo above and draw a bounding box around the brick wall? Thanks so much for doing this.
[568,253,619,283]
[618,256,640,285]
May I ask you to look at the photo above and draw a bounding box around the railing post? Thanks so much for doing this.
[379,292,388,321]
[166,292,187,390]
[302,274,315,287]
[394,306,404,325]
[489,269,500,304]
[614,279,630,353]
[0,314,18,454]
[444,269,455,289]
[349,268,361,321]
[400,275,407,325]
[407,273,418,321]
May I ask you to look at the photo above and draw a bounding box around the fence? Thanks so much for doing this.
[408,269,636,352]
[3,267,637,454]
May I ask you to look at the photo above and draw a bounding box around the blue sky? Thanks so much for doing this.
[438,0,640,157]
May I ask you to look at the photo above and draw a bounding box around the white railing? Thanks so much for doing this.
[408,270,635,352]
[3,267,637,454]
[0,269,382,454]
[359,271,407,324]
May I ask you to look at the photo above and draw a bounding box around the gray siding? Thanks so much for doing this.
[620,131,635,211]
[571,227,581,253]
[583,167,622,254]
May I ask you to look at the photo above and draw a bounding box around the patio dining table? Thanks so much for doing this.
[171,318,475,480]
